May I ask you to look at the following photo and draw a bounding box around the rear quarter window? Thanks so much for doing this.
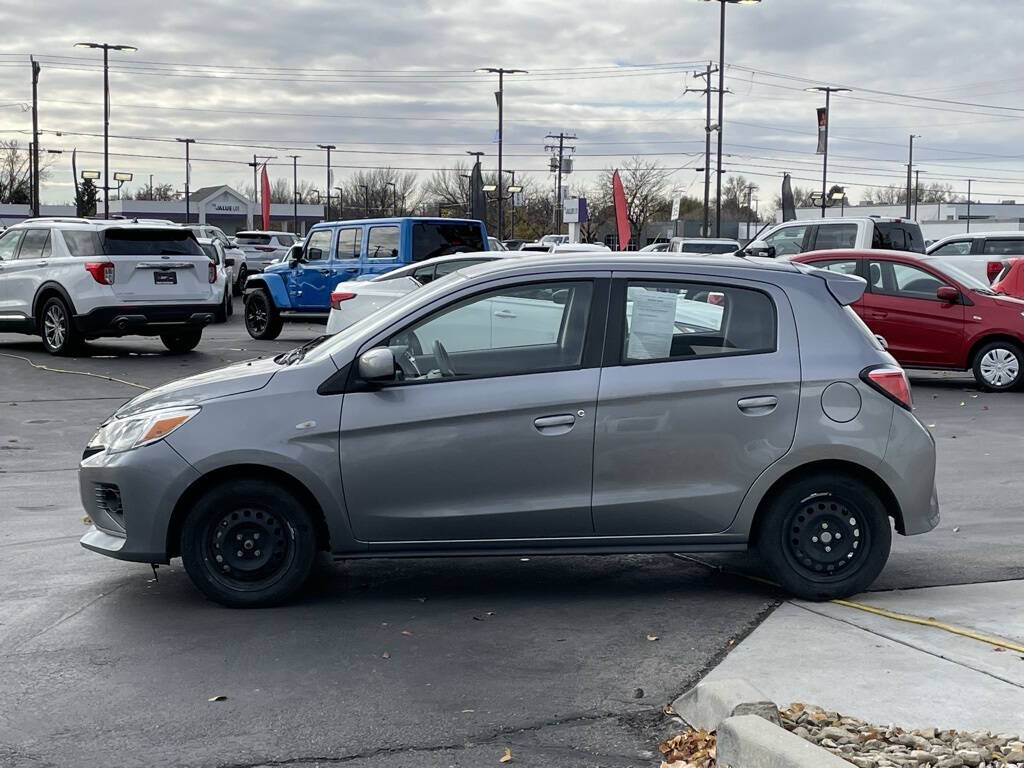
[873,222,924,253]
[61,230,102,257]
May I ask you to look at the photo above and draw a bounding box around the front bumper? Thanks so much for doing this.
[74,304,219,336]
[79,439,201,563]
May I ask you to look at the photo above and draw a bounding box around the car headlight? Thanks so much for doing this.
[88,406,200,454]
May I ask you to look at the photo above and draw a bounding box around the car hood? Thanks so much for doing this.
[116,357,281,417]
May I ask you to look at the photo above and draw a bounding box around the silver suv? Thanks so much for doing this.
[79,254,938,607]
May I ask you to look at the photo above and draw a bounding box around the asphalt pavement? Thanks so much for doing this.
[1,306,1020,767]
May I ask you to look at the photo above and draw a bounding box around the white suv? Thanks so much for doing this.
[184,224,248,295]
[0,218,222,355]
[233,231,299,281]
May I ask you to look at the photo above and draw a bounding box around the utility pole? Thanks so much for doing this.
[289,155,300,233]
[906,134,919,219]
[545,132,576,233]
[30,56,40,217]
[176,137,195,223]
[914,169,923,220]
[318,144,335,220]
[684,62,719,236]
[967,179,972,233]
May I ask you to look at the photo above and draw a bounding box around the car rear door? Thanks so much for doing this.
[362,224,401,278]
[333,226,363,286]
[339,275,608,544]
[592,273,799,536]
[860,258,964,367]
[102,228,212,303]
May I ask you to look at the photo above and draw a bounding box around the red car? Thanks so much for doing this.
[991,257,1024,299]
[792,249,1024,391]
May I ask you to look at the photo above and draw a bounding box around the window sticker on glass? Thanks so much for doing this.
[626,288,678,360]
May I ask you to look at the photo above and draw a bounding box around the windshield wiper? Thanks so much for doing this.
[276,334,331,365]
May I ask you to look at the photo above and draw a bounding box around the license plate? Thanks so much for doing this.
[154,271,177,285]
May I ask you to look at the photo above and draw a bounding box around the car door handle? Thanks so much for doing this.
[737,396,778,414]
[494,309,517,319]
[533,414,575,431]
[344,267,359,273]
[38,260,48,267]
[869,311,888,319]
[318,269,330,275]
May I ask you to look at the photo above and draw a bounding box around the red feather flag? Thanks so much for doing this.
[612,170,631,251]
[260,165,271,230]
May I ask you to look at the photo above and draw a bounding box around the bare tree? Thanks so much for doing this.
[340,168,418,218]
[1,140,52,205]
[420,162,472,215]
[124,182,177,201]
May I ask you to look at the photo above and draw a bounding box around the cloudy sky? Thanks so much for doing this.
[1,0,1021,212]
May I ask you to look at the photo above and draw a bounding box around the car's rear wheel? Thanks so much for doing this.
[756,472,891,600]
[233,265,247,296]
[180,479,317,607]
[160,329,203,353]
[39,296,82,356]
[245,289,283,340]
[972,340,1023,391]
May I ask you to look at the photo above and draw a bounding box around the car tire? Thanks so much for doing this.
[160,329,203,353]
[215,291,229,324]
[756,472,891,601]
[972,340,1023,391]
[233,265,247,297]
[245,289,283,340]
[39,295,82,356]
[180,479,317,608]
[226,290,234,317]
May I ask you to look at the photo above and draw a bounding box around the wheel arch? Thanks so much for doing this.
[32,281,78,325]
[965,333,1024,371]
[166,464,331,559]
[750,459,906,540]
[244,272,291,309]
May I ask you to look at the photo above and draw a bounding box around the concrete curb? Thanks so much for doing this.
[670,680,850,768]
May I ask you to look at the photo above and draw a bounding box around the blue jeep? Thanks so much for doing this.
[242,217,488,339]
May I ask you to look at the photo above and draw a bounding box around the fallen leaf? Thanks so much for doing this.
[953,527,960,532]
[927,424,936,428]
[646,634,659,641]
[401,629,414,637]
[381,651,390,659]
[982,405,989,411]
[994,646,1007,653]
[500,746,512,763]
[207,695,227,702]
[960,401,966,407]
[82,516,92,525]
[462,709,475,713]
[634,687,645,698]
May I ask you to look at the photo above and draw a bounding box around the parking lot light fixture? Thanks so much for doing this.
[476,68,527,239]
[806,86,852,218]
[81,170,101,180]
[73,42,136,218]
[700,0,759,236]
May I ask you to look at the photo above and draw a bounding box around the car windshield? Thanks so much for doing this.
[924,259,990,291]
[102,229,202,256]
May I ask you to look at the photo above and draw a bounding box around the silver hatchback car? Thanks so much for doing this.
[79,254,938,607]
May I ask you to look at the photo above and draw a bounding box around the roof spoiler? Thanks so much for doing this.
[792,262,866,305]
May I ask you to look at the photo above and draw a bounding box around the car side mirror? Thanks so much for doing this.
[745,242,775,258]
[224,257,235,267]
[936,286,959,303]
[287,243,303,268]
[358,347,396,381]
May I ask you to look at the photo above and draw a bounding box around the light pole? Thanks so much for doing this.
[74,41,137,219]
[334,186,344,218]
[503,169,519,241]
[914,169,926,221]
[318,144,335,220]
[385,181,397,216]
[476,67,528,240]
[288,155,300,233]
[701,0,760,237]
[176,137,195,223]
[806,86,851,219]
[966,179,973,233]
[359,184,369,217]
[906,134,920,218]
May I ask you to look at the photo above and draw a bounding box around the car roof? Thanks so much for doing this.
[235,230,295,236]
[677,237,740,244]
[313,216,482,228]
[457,252,801,280]
[931,231,1024,242]
[794,248,926,262]
[10,217,185,231]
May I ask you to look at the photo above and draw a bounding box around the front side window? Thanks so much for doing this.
[305,230,332,261]
[764,225,808,256]
[982,239,1024,256]
[930,240,971,256]
[0,230,22,261]
[622,281,776,363]
[367,226,400,260]
[17,229,51,259]
[336,228,362,259]
[813,223,858,250]
[385,281,593,382]
[869,260,944,299]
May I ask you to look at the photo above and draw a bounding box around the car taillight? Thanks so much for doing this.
[862,366,912,410]
[987,261,1003,282]
[209,261,217,284]
[84,262,115,285]
[330,291,356,310]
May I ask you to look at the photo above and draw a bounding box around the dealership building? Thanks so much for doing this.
[0,185,325,234]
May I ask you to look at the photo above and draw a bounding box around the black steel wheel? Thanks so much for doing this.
[756,472,891,600]
[39,296,82,356]
[180,479,317,607]
[244,289,283,340]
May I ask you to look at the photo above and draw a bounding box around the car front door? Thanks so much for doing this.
[291,229,334,309]
[861,259,964,367]
[0,229,24,315]
[333,226,363,286]
[592,275,798,536]
[764,223,812,257]
[339,276,607,544]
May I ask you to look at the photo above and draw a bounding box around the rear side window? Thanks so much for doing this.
[61,230,102,257]
[276,234,296,247]
[235,234,271,245]
[412,222,486,262]
[434,258,487,279]
[17,229,51,259]
[930,240,971,255]
[622,281,776,363]
[982,239,1024,256]
[336,228,362,258]
[814,223,858,250]
[101,229,203,256]
[367,226,400,260]
[873,223,924,253]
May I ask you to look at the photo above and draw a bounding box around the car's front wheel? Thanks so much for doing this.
[39,296,82,356]
[233,264,247,296]
[160,329,203,353]
[244,289,283,340]
[180,479,318,607]
[756,472,891,600]
[972,340,1023,391]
